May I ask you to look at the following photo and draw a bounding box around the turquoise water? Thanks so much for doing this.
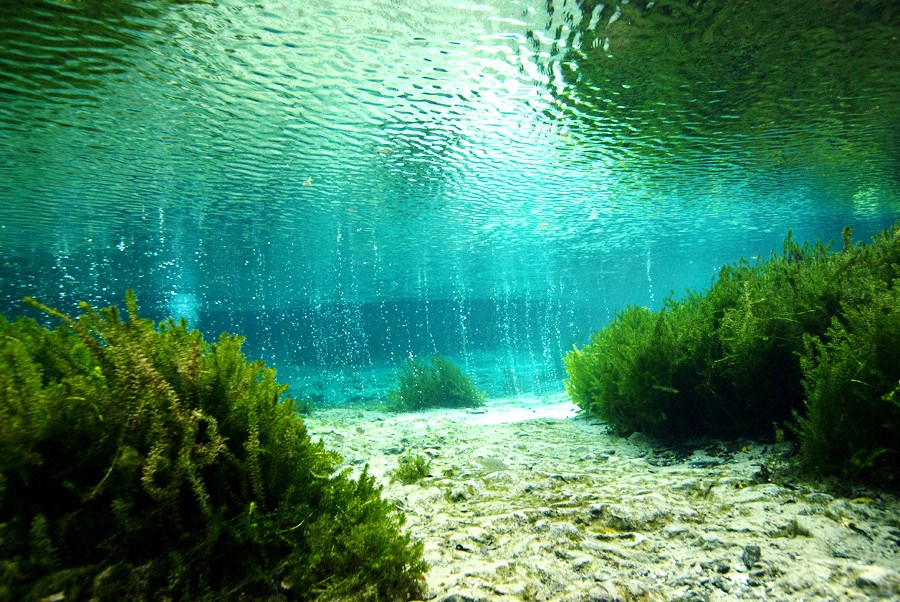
[1,0,898,401]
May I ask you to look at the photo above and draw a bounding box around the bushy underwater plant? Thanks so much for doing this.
[797,263,900,485]
[392,452,431,485]
[387,355,485,411]
[565,224,900,485]
[0,292,426,601]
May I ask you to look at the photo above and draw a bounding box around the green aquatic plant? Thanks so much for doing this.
[565,224,900,486]
[387,355,485,411]
[797,279,900,485]
[564,304,699,438]
[392,452,431,485]
[0,292,426,601]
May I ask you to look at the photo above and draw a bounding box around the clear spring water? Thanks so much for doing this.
[1,0,898,402]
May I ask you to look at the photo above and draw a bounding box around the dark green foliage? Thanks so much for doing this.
[565,224,900,484]
[387,355,485,411]
[392,453,431,485]
[0,292,426,601]
[564,305,694,437]
[797,280,900,485]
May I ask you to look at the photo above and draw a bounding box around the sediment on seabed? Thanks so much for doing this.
[305,394,900,602]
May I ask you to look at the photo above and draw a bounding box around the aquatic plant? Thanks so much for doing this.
[0,292,426,601]
[387,355,485,411]
[797,273,900,485]
[564,304,693,437]
[565,224,900,485]
[392,452,431,485]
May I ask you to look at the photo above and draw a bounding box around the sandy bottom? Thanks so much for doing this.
[304,395,900,601]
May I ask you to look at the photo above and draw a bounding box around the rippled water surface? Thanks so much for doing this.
[1,0,898,398]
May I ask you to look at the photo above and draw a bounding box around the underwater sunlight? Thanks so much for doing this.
[1,0,897,403]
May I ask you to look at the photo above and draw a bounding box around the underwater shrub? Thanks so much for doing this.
[565,224,900,459]
[565,305,699,438]
[387,355,485,411]
[0,292,426,601]
[392,452,431,485]
[797,280,900,485]
[693,235,837,434]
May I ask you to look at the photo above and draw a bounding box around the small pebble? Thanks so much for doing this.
[742,544,762,569]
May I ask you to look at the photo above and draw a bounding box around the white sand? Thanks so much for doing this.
[305,394,900,601]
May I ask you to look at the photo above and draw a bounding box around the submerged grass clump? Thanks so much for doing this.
[565,225,900,486]
[797,279,900,484]
[387,355,485,411]
[392,452,431,485]
[0,292,426,601]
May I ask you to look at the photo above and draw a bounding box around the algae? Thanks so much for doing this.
[387,355,485,411]
[393,452,431,485]
[565,224,900,486]
[0,292,426,601]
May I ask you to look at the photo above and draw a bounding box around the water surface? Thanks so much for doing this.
[1,0,897,399]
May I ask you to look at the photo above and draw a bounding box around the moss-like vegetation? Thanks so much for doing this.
[392,453,431,485]
[797,280,900,484]
[0,292,426,601]
[565,225,900,485]
[387,355,485,411]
